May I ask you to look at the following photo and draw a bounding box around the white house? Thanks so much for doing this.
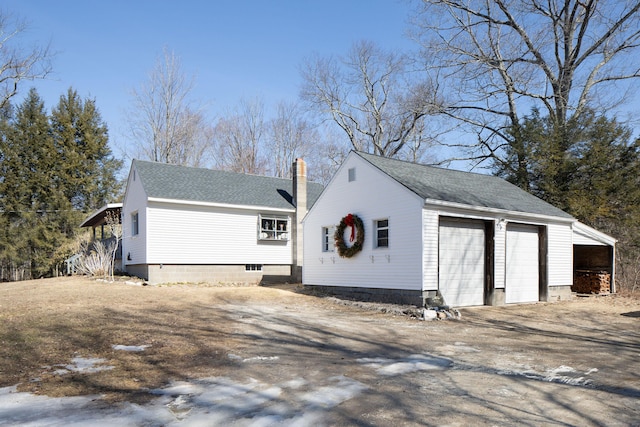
[302,151,616,307]
[118,158,322,284]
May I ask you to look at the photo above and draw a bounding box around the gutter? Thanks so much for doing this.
[147,197,295,214]
[423,198,575,224]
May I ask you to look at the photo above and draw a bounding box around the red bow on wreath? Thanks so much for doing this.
[345,213,355,242]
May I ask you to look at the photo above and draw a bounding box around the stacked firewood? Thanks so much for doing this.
[572,270,611,294]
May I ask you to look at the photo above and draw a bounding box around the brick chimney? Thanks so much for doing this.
[292,158,307,281]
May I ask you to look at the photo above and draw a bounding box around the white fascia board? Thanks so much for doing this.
[573,221,617,246]
[147,197,295,214]
[424,198,575,224]
[79,203,123,227]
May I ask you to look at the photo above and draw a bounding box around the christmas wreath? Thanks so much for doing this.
[334,213,365,258]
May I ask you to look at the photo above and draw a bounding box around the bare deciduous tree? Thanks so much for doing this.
[300,40,440,159]
[105,210,121,281]
[412,0,640,173]
[213,97,267,174]
[0,11,53,108]
[268,101,316,178]
[127,47,213,166]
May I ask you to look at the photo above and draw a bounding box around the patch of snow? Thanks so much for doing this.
[358,354,452,376]
[242,355,280,362]
[124,280,144,286]
[497,365,596,386]
[0,385,162,427]
[0,372,368,426]
[281,377,308,389]
[299,375,368,408]
[0,357,603,426]
[226,353,279,363]
[112,344,150,352]
[55,357,114,375]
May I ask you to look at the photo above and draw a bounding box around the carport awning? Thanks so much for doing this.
[80,203,122,228]
[573,222,616,246]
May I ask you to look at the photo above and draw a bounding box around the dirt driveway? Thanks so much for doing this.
[0,277,638,426]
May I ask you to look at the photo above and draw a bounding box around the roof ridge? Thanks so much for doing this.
[131,159,323,210]
[352,151,573,220]
[133,159,323,185]
[355,150,499,179]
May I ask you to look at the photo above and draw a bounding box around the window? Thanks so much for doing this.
[348,167,356,182]
[131,212,139,236]
[259,215,289,240]
[245,264,263,271]
[375,219,389,248]
[322,226,335,252]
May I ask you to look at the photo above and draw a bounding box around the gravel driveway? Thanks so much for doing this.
[1,279,638,426]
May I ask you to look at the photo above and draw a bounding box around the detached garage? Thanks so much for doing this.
[303,151,616,307]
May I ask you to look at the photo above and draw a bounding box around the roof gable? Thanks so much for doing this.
[132,160,324,210]
[356,151,573,219]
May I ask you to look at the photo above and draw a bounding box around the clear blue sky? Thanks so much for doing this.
[3,1,415,154]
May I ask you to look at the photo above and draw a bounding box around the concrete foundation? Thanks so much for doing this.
[304,285,425,306]
[488,288,506,306]
[126,264,292,285]
[547,285,574,302]
[303,285,572,308]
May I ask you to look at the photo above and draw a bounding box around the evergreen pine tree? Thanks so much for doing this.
[50,88,122,212]
[495,108,640,291]
[0,88,122,280]
[0,89,62,278]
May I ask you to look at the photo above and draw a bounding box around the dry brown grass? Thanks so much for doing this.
[0,276,310,403]
[2,276,639,408]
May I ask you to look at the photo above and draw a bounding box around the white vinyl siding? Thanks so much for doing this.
[422,210,439,291]
[303,154,424,290]
[548,222,574,286]
[493,221,506,289]
[122,165,148,265]
[505,223,539,303]
[146,203,292,265]
[573,232,603,246]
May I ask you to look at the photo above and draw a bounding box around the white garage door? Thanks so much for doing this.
[439,219,485,307]
[506,224,539,304]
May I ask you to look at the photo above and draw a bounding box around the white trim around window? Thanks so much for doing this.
[131,211,139,236]
[374,218,389,248]
[258,214,290,241]
[322,226,335,252]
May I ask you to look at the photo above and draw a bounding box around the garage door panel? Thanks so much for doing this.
[506,224,539,303]
[439,219,485,307]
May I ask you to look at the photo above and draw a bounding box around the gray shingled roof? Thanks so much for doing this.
[133,160,324,210]
[357,152,574,219]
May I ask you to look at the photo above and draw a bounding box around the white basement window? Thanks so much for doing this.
[259,214,290,241]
